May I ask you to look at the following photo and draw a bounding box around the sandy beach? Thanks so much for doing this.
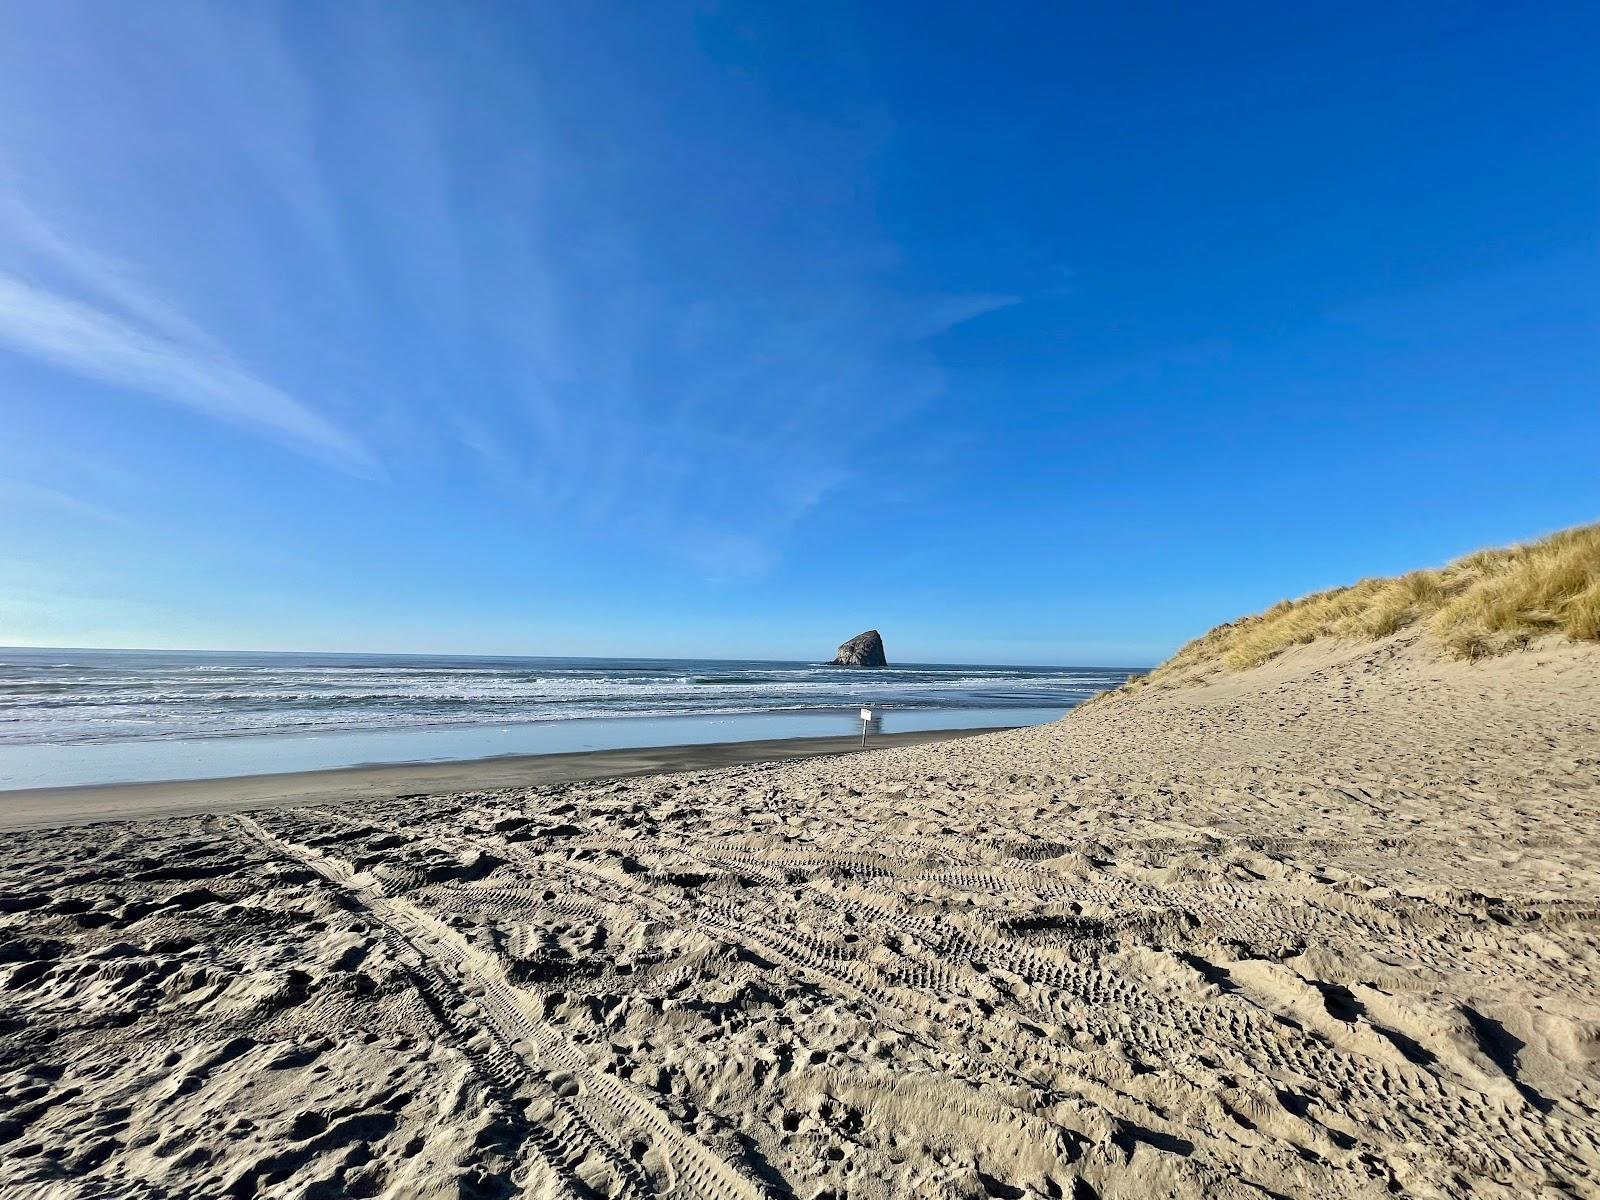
[4,625,1598,1199]
[2,5,1593,1196]
[0,728,997,833]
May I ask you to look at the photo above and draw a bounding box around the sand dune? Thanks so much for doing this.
[4,631,1599,1198]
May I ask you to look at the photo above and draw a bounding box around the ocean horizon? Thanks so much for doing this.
[0,647,1143,789]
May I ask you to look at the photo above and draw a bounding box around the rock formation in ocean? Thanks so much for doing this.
[831,629,887,666]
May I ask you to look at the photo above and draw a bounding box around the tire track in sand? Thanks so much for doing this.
[232,814,770,1200]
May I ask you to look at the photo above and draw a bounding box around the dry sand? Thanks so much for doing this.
[3,632,1598,1199]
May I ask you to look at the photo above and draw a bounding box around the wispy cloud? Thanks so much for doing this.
[0,3,1008,578]
[0,479,140,529]
[0,272,371,470]
[0,183,224,353]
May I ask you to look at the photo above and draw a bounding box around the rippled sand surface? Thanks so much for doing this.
[4,633,1598,1199]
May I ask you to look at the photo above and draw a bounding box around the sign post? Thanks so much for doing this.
[859,707,872,748]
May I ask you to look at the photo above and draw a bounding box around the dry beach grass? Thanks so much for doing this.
[1142,521,1600,679]
[3,529,1600,1199]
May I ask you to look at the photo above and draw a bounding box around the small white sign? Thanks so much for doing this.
[859,708,873,722]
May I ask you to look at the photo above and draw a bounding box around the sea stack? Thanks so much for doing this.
[831,629,887,667]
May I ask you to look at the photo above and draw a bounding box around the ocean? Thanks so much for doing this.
[0,648,1141,789]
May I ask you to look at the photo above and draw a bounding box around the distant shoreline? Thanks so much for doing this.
[0,726,1005,832]
[1,646,1121,790]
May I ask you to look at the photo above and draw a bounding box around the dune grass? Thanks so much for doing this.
[1144,521,1600,681]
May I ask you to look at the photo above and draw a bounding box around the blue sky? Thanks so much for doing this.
[0,2,1595,665]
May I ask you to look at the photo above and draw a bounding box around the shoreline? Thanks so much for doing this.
[0,725,1005,831]
[0,703,1070,792]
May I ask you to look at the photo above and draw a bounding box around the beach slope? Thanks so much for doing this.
[4,591,1599,1195]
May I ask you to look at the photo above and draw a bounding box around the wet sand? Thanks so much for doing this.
[0,727,997,831]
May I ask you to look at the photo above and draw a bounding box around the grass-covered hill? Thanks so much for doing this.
[1137,521,1600,686]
